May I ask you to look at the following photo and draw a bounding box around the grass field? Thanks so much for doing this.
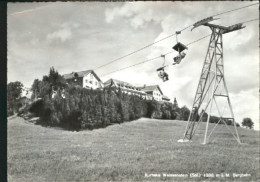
[8,116,260,182]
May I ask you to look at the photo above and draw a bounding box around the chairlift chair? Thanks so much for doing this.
[173,52,186,65]
[172,41,188,65]
[156,66,169,82]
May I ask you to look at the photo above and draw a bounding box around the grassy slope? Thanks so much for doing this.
[8,117,259,182]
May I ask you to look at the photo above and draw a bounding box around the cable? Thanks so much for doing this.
[179,24,194,32]
[240,18,259,24]
[94,33,176,70]
[100,51,174,76]
[212,2,259,17]
[100,55,163,76]
[187,34,211,46]
[100,17,259,77]
[94,24,194,71]
[95,3,258,71]
[95,24,194,71]
[100,34,210,77]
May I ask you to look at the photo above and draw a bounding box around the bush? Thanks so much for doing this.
[177,106,190,121]
[7,109,14,117]
[242,117,254,129]
[151,111,162,119]
[7,81,24,115]
[63,110,82,131]
[29,99,45,117]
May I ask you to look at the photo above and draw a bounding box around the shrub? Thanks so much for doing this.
[63,110,82,131]
[178,106,190,121]
[29,99,45,117]
[242,117,254,129]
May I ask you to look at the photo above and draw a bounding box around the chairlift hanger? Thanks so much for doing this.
[172,31,188,65]
[176,31,181,43]
[156,54,169,82]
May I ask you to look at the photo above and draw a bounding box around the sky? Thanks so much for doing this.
[7,2,259,130]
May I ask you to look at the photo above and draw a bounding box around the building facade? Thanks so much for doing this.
[62,72,171,102]
[63,70,103,89]
[104,79,170,102]
[104,79,150,98]
[139,85,164,102]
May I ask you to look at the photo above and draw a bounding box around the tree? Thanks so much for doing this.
[31,79,41,99]
[146,100,159,118]
[178,106,190,121]
[242,118,254,129]
[7,81,24,116]
[173,97,178,108]
[34,67,67,98]
[235,122,240,127]
[200,109,208,122]
[7,81,23,100]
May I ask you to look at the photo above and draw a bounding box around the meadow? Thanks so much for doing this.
[8,116,259,182]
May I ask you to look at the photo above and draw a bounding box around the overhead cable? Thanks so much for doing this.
[100,34,211,76]
[211,2,259,17]
[100,17,258,77]
[94,3,258,71]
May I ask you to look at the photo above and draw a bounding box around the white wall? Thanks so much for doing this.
[153,88,162,101]
[82,73,103,89]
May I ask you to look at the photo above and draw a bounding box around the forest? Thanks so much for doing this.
[8,67,239,131]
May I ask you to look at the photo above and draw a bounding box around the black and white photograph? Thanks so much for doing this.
[7,1,259,181]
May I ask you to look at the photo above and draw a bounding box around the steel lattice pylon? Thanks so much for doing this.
[181,23,244,144]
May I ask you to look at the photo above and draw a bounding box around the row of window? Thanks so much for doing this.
[153,92,161,97]
[86,79,98,86]
[118,85,140,91]
[118,90,153,99]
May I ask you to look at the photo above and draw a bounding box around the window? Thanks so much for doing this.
[95,81,98,86]
[85,80,88,83]
[89,81,92,84]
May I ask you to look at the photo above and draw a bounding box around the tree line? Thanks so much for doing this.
[8,67,253,130]
[14,67,189,130]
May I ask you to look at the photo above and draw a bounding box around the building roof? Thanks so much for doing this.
[104,79,166,97]
[104,79,136,89]
[104,79,149,94]
[139,85,163,95]
[162,95,170,101]
[62,70,102,82]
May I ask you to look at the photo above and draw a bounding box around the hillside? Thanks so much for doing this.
[8,116,260,182]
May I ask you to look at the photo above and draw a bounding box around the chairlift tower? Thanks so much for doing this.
[181,20,245,144]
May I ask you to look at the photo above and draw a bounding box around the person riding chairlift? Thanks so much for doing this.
[158,69,169,82]
[173,52,186,65]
